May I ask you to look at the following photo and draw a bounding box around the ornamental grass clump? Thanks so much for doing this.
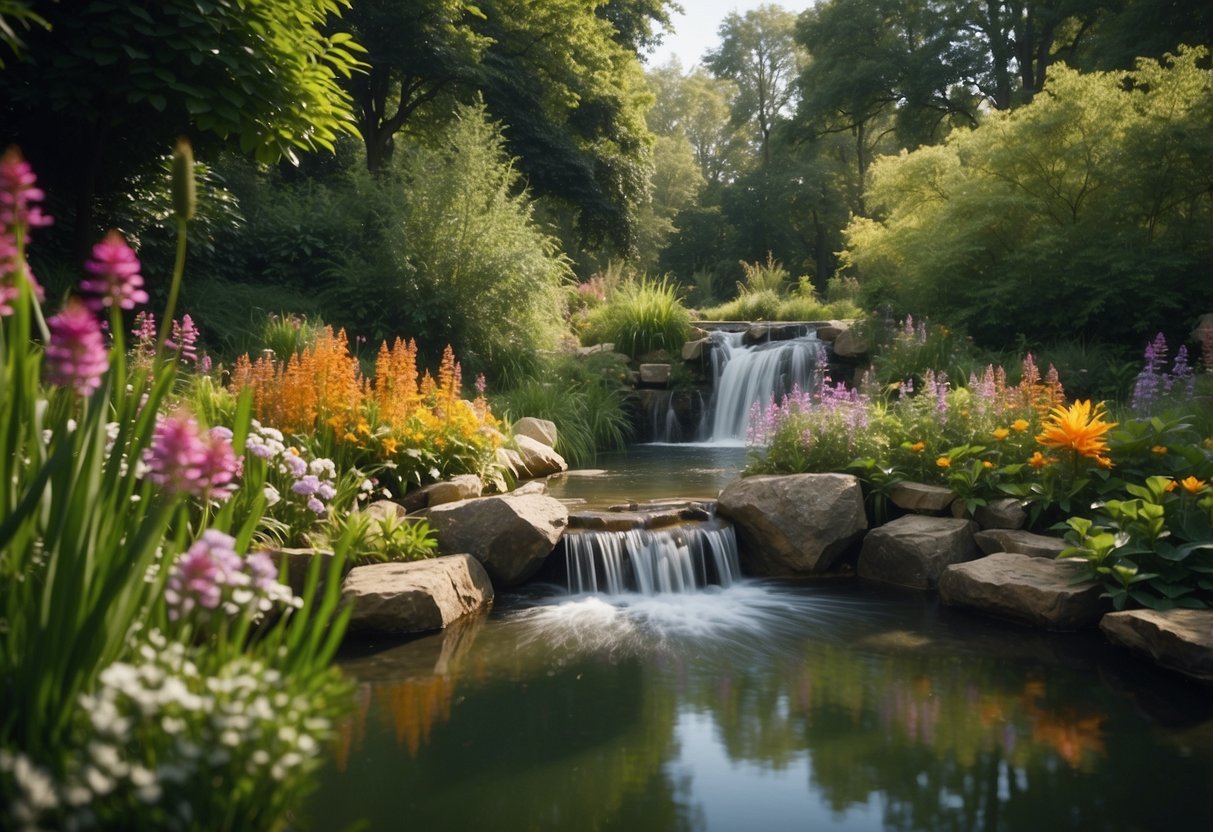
[0,146,353,829]
[581,275,691,359]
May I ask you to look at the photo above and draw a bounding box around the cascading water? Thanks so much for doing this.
[700,329,825,444]
[563,522,741,595]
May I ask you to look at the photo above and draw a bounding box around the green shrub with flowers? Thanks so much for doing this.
[0,145,358,829]
[747,318,1213,609]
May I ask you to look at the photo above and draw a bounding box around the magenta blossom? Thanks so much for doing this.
[144,414,242,502]
[0,146,52,231]
[45,300,109,395]
[167,314,199,363]
[165,530,243,620]
[80,230,149,313]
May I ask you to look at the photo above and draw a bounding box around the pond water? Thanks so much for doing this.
[312,580,1213,831]
[545,444,749,509]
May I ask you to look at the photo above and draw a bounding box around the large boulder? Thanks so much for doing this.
[972,498,1027,530]
[939,553,1109,629]
[716,473,867,575]
[889,481,955,513]
[858,515,978,589]
[832,326,871,358]
[267,547,336,597]
[974,529,1067,559]
[513,417,558,449]
[638,363,672,385]
[426,474,483,507]
[1101,609,1213,685]
[499,434,568,479]
[341,554,494,635]
[427,493,568,586]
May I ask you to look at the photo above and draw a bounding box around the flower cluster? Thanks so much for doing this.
[0,147,49,316]
[80,231,149,314]
[244,421,350,544]
[165,530,298,622]
[142,416,242,502]
[1130,333,1196,414]
[45,300,108,396]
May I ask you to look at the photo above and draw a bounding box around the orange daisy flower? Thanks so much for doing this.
[1035,400,1117,462]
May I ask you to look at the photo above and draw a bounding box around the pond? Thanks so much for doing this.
[312,580,1213,831]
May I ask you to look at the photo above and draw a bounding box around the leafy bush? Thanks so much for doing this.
[698,290,860,322]
[582,276,692,359]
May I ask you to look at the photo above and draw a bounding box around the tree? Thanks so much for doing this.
[0,0,364,253]
[633,133,705,272]
[842,47,1213,346]
[646,61,748,185]
[705,4,805,166]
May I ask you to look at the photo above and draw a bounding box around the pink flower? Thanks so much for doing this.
[80,230,149,312]
[144,414,242,502]
[165,530,243,620]
[45,300,109,395]
[167,314,199,363]
[0,146,52,231]
[0,232,45,317]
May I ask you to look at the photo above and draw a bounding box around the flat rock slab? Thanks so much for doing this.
[889,481,955,513]
[1101,609,1213,685]
[717,473,867,575]
[975,529,1067,558]
[858,515,978,590]
[939,552,1109,630]
[341,554,494,635]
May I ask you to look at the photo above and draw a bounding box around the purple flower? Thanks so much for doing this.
[132,310,157,345]
[245,551,279,593]
[1,233,46,316]
[165,530,243,620]
[0,146,52,231]
[79,230,149,312]
[307,496,325,515]
[282,453,308,478]
[291,474,321,496]
[45,300,109,395]
[317,482,336,501]
[144,414,242,502]
[166,314,199,363]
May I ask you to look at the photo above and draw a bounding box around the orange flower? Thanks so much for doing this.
[992,427,1009,441]
[1151,445,1167,455]
[910,441,926,453]
[1035,400,1117,461]
[982,460,995,469]
[936,456,951,469]
[1179,476,1208,495]
[381,436,399,456]
[1164,479,1178,492]
[1011,419,1030,432]
[1028,451,1056,469]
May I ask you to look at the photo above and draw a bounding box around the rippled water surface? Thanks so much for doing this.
[311,580,1213,831]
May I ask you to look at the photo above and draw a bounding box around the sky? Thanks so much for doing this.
[646,1,819,69]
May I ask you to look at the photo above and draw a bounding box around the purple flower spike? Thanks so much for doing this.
[45,300,109,395]
[80,230,149,312]
[0,146,53,231]
[167,314,199,364]
[144,414,242,502]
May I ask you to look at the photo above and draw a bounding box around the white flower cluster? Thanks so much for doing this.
[0,632,334,831]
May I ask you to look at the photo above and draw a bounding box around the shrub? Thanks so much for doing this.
[582,276,692,359]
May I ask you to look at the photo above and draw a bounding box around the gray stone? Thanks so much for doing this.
[889,481,956,513]
[975,529,1067,559]
[428,493,568,586]
[577,342,615,356]
[973,498,1027,530]
[512,480,549,496]
[814,321,847,342]
[639,363,672,385]
[568,511,647,531]
[858,515,978,589]
[717,473,867,575]
[364,499,408,523]
[267,547,336,597]
[426,474,483,507]
[681,338,710,361]
[341,555,494,635]
[1101,609,1213,685]
[513,417,558,449]
[832,326,871,358]
[498,434,568,479]
[939,552,1109,629]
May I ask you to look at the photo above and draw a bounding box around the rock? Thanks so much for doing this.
[267,547,336,597]
[499,434,568,479]
[889,481,956,513]
[814,321,848,342]
[1190,312,1213,343]
[427,493,568,586]
[568,511,647,531]
[973,498,1027,530]
[744,324,772,345]
[858,515,978,590]
[364,499,408,523]
[974,529,1067,558]
[578,342,615,356]
[341,555,494,635]
[512,480,549,496]
[639,363,671,385]
[512,417,558,449]
[425,474,483,507]
[717,473,867,575]
[689,326,710,341]
[1101,609,1213,685]
[939,552,1109,629]
[832,326,871,358]
[681,338,710,361]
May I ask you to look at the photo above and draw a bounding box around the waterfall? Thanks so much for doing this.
[563,523,742,595]
[701,329,824,444]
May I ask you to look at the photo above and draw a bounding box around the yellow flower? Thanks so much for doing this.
[1179,476,1208,495]
[381,437,399,456]
[342,431,357,443]
[910,441,925,453]
[1151,445,1168,455]
[936,456,951,469]
[356,420,372,437]
[1011,419,1030,432]
[1028,451,1056,469]
[992,427,1010,441]
[982,460,995,469]
[1164,479,1179,492]
[1035,400,1117,461]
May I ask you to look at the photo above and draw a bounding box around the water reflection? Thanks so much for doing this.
[312,582,1213,831]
